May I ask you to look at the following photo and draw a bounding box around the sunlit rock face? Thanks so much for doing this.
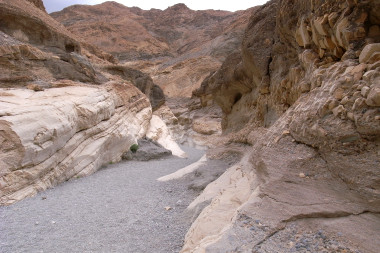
[186,0,380,252]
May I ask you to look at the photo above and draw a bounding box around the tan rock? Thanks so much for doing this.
[335,17,349,48]
[334,88,345,100]
[333,46,344,58]
[347,112,355,121]
[26,0,46,12]
[349,63,367,81]
[365,85,380,106]
[300,82,311,93]
[319,48,325,58]
[361,86,370,97]
[313,15,329,36]
[332,105,346,117]
[192,118,222,135]
[368,25,380,38]
[363,70,378,82]
[328,12,339,27]
[51,2,252,98]
[355,12,368,24]
[359,43,380,64]
[352,97,366,110]
[341,96,349,105]
[328,99,340,110]
[296,19,312,47]
[354,27,366,39]
[323,37,336,50]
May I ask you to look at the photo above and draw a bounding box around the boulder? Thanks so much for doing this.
[366,84,380,106]
[122,138,172,161]
[359,43,380,64]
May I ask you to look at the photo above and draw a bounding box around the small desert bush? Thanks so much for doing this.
[130,144,139,153]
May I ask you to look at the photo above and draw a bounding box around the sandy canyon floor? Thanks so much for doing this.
[0,146,227,253]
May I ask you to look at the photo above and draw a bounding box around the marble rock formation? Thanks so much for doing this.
[0,0,169,205]
[0,82,151,205]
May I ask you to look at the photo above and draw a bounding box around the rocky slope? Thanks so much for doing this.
[187,0,380,252]
[0,0,171,205]
[51,2,249,61]
[52,2,253,97]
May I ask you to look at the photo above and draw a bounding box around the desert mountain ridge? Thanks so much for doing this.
[51,1,254,97]
[52,1,251,61]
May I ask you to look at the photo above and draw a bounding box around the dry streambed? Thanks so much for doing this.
[0,146,230,253]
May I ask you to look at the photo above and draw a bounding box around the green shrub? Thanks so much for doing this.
[130,143,139,153]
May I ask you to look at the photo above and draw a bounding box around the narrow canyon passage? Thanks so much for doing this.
[0,146,205,253]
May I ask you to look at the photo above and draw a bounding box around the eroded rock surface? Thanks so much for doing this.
[0,0,168,205]
[0,82,151,205]
[187,0,380,252]
[163,97,223,149]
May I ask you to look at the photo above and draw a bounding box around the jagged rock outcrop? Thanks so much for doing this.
[188,0,380,252]
[52,2,253,97]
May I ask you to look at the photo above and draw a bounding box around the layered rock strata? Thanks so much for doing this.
[0,82,151,205]
[0,0,170,205]
[187,0,380,252]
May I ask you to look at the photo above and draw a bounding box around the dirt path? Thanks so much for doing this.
[0,146,205,253]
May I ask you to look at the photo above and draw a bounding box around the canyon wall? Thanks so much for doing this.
[1,0,379,251]
[0,82,151,205]
[187,0,380,252]
[0,0,168,205]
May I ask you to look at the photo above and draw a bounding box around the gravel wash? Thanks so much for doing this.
[0,146,205,253]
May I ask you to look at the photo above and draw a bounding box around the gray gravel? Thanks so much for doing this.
[0,146,206,253]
